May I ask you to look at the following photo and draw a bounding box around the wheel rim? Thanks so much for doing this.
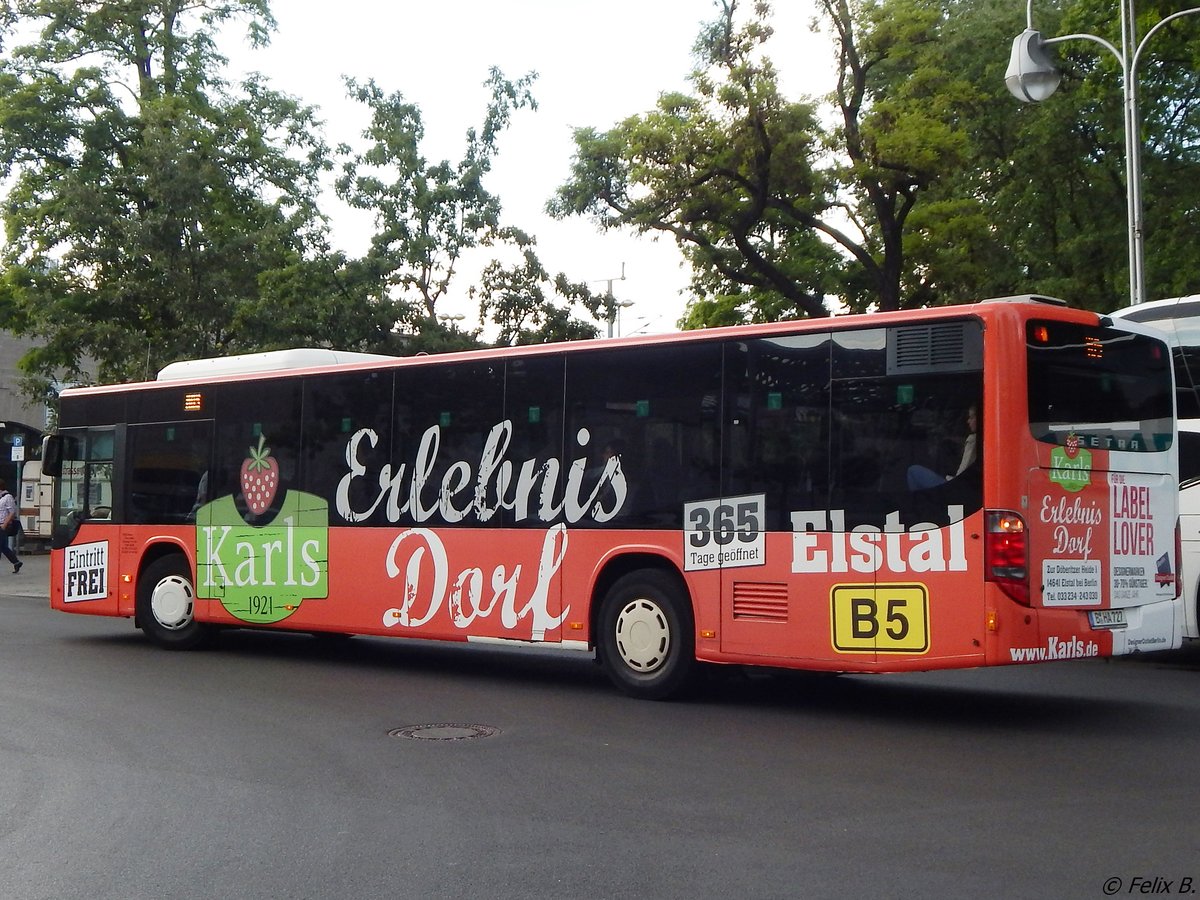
[150,575,195,630]
[614,598,670,673]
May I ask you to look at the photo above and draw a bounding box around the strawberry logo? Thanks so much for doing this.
[240,434,279,515]
[1065,432,1080,459]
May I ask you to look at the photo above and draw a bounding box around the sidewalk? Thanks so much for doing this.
[0,549,50,600]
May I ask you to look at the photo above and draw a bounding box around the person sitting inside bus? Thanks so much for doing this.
[907,405,978,491]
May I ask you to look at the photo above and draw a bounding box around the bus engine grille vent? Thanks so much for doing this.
[732,582,789,622]
[887,322,982,374]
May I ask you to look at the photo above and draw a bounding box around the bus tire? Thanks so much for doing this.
[137,554,211,650]
[597,570,695,700]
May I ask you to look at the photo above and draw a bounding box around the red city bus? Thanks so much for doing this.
[43,296,1183,698]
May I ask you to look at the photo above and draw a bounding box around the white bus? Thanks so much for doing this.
[1112,296,1200,639]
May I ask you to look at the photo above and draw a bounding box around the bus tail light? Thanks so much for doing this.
[985,510,1029,605]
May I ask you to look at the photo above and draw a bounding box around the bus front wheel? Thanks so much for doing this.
[136,555,211,650]
[597,570,695,700]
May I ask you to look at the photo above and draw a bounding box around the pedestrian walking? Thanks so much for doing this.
[0,479,23,574]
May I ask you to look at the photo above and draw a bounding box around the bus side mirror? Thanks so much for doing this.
[42,434,63,477]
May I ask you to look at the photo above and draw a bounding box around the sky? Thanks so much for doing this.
[225,0,836,337]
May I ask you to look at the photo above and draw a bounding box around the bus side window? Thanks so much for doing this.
[827,380,983,524]
[302,370,394,525]
[1165,314,1200,419]
[212,379,302,518]
[504,355,564,528]
[83,431,114,518]
[49,429,114,541]
[55,435,86,524]
[724,334,831,531]
[127,422,213,524]
[566,342,722,529]
[1178,430,1200,486]
[394,361,505,527]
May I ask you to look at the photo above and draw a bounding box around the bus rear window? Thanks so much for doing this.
[1027,320,1173,452]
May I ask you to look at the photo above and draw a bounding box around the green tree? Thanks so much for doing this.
[553,0,1200,320]
[822,0,988,310]
[473,229,602,345]
[854,0,1200,312]
[335,67,609,345]
[336,69,535,327]
[0,0,391,390]
[980,0,1200,308]
[551,0,983,320]
[551,1,845,321]
[860,0,1200,312]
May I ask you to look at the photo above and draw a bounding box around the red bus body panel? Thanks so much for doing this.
[48,300,1182,674]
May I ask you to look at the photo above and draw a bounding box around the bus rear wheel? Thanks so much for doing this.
[137,554,211,650]
[597,570,695,700]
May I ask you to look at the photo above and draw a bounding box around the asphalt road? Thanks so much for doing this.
[1,553,1198,899]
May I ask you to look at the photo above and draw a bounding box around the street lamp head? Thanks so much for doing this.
[1005,29,1062,102]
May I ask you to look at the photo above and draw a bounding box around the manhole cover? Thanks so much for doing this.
[388,723,500,741]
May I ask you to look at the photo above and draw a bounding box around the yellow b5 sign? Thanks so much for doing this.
[831,583,929,654]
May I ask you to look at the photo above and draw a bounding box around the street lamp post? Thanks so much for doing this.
[593,263,629,338]
[1005,0,1200,305]
[607,299,634,338]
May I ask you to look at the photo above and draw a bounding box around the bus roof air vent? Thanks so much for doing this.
[887,321,982,375]
[977,294,1068,307]
[157,348,396,381]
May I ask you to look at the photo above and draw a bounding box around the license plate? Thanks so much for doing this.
[1089,608,1127,629]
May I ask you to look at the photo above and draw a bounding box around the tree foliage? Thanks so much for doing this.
[988,0,1200,308]
[332,66,608,345]
[0,2,603,395]
[892,0,1200,311]
[551,0,981,319]
[551,1,846,321]
[334,70,529,323]
[822,0,983,309]
[554,0,1200,320]
[0,0,402,390]
[7,0,1197,391]
[472,233,603,346]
